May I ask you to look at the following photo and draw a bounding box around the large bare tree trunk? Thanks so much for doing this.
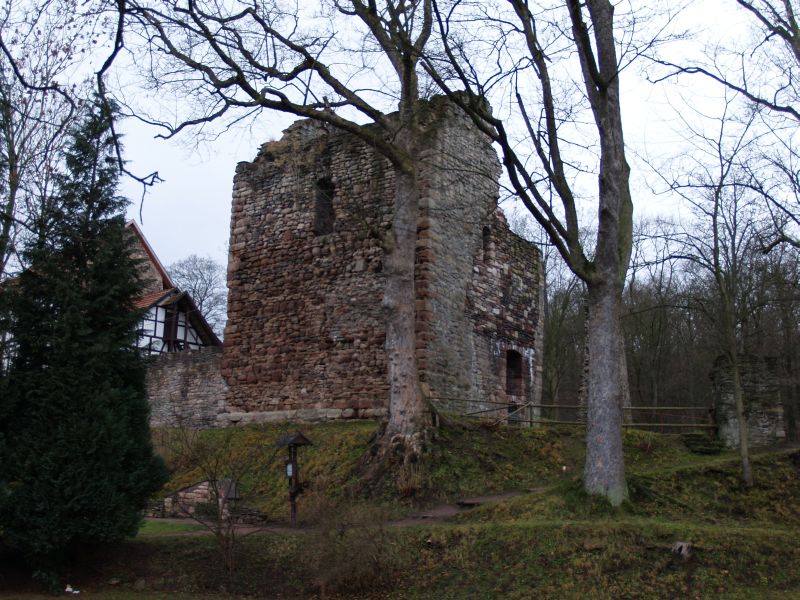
[574,0,633,505]
[720,280,753,485]
[584,280,627,504]
[578,304,632,425]
[381,162,427,462]
[619,334,632,424]
[732,363,753,486]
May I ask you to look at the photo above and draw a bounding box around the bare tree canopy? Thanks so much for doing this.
[654,1,800,249]
[169,254,227,337]
[0,0,85,276]
[656,94,769,485]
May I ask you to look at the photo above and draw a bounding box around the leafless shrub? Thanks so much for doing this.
[301,497,407,599]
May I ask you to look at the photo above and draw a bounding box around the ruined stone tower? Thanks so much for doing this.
[221,97,544,425]
[711,354,786,447]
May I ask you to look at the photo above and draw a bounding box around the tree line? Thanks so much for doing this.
[536,215,800,439]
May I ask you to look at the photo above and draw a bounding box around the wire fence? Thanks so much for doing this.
[431,396,717,433]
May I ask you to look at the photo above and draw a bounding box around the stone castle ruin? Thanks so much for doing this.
[141,99,787,446]
[711,355,786,448]
[218,97,544,425]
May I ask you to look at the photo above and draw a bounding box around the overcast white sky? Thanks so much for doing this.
[117,0,748,271]
[119,111,294,268]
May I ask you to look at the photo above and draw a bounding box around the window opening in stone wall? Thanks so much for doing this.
[313,176,336,235]
[506,349,524,396]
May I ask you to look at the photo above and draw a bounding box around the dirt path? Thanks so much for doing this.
[146,490,534,536]
[389,491,526,526]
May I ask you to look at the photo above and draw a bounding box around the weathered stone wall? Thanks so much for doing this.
[408,103,543,419]
[222,97,543,423]
[147,347,227,428]
[463,216,544,422]
[711,355,785,448]
[223,119,392,422]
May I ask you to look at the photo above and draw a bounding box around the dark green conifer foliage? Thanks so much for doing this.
[0,98,166,575]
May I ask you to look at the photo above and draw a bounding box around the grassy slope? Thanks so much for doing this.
[152,419,595,519]
[436,452,800,599]
[4,422,799,599]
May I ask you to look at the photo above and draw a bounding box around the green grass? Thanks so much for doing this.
[153,418,593,522]
[152,420,382,519]
[151,420,757,520]
[4,421,799,599]
[136,520,201,537]
[454,447,800,527]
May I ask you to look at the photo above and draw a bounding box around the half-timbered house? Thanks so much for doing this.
[126,221,221,354]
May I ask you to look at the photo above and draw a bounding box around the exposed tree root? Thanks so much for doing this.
[358,406,439,499]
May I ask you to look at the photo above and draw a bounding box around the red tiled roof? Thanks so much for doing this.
[133,288,175,309]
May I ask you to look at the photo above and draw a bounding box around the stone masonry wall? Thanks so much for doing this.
[413,110,495,408]
[414,109,543,420]
[147,347,227,428]
[223,120,392,423]
[465,216,544,421]
[711,354,785,448]
[222,97,543,423]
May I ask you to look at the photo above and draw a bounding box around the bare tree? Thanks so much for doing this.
[0,1,85,276]
[655,1,800,249]
[622,220,688,418]
[423,0,658,503]
[169,254,227,336]
[155,425,276,586]
[121,0,441,466]
[727,0,800,249]
[654,94,765,485]
[666,1,800,120]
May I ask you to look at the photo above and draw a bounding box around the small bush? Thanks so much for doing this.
[301,498,409,598]
[682,432,724,455]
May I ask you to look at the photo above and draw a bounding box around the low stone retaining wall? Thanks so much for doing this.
[216,407,387,426]
[147,347,228,428]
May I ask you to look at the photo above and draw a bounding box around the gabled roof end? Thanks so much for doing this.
[125,220,175,290]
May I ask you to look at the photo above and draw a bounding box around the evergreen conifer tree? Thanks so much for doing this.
[0,97,166,578]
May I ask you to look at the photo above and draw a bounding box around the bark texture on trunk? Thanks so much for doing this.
[720,295,753,485]
[578,305,632,425]
[619,334,632,424]
[568,0,633,505]
[583,280,627,505]
[380,164,427,463]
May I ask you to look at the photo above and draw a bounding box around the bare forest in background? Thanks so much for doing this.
[521,212,800,443]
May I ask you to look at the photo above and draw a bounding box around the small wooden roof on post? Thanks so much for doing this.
[275,431,312,448]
